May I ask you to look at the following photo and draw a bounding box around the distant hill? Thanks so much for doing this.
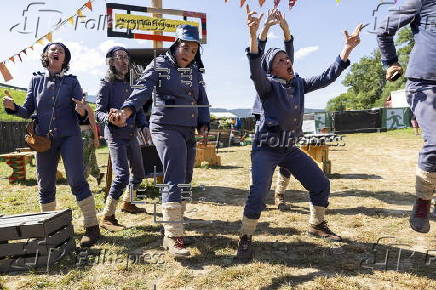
[210,107,325,118]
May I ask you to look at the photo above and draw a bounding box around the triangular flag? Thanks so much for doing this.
[0,62,13,82]
[45,32,53,42]
[240,0,246,7]
[67,16,74,25]
[9,56,15,63]
[36,37,45,45]
[85,1,92,11]
[77,9,84,17]
[21,48,27,55]
[29,45,34,50]
[259,0,266,6]
[17,54,22,62]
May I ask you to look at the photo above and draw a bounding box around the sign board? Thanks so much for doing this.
[106,3,207,43]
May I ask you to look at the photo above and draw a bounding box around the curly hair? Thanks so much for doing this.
[104,61,131,82]
[41,52,70,72]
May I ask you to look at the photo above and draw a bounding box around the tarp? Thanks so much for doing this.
[332,109,382,133]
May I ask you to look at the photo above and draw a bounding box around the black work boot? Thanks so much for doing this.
[234,235,254,263]
[410,198,431,233]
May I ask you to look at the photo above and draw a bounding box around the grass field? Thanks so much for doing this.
[1,129,436,289]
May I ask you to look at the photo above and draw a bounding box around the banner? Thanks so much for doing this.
[115,14,199,32]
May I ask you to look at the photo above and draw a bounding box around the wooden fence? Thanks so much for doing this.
[0,122,29,154]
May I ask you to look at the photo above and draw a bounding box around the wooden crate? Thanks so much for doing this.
[300,145,331,175]
[195,144,221,167]
[0,209,75,272]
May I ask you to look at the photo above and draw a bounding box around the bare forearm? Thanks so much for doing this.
[283,27,292,42]
[259,25,270,41]
[340,47,353,61]
[249,33,258,54]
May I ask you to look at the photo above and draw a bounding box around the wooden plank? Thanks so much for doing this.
[0,238,75,273]
[0,210,72,241]
[0,225,74,257]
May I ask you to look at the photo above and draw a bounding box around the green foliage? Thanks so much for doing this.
[326,27,414,112]
[0,88,27,121]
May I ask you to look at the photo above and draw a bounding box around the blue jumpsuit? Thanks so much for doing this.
[122,51,210,203]
[5,72,92,204]
[377,0,436,173]
[252,37,295,182]
[245,47,350,220]
[95,79,146,200]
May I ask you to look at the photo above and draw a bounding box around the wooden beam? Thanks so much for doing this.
[152,0,163,48]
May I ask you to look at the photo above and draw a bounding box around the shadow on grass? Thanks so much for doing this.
[329,173,382,180]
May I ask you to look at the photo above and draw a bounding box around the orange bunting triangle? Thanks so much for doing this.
[45,32,53,42]
[259,0,266,6]
[0,62,13,82]
[9,56,15,63]
[85,1,92,11]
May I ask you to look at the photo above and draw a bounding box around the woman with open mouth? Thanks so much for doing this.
[2,42,101,247]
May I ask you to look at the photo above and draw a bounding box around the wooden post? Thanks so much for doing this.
[152,0,163,48]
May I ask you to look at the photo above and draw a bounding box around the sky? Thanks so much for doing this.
[0,0,402,109]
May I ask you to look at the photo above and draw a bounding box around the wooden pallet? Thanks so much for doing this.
[0,209,75,272]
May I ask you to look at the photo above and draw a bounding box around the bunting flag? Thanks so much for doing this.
[240,0,246,7]
[0,63,13,82]
[45,32,53,42]
[84,1,93,11]
[77,9,84,17]
[274,0,281,8]
[259,0,266,6]
[289,0,297,9]
[0,0,96,82]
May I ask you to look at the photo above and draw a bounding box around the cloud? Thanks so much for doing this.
[295,46,319,60]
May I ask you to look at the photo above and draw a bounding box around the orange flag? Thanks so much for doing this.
[46,32,53,42]
[9,56,15,63]
[259,0,266,6]
[0,62,13,82]
[85,1,92,11]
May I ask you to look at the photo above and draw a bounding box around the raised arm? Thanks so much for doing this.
[246,5,272,98]
[304,24,362,94]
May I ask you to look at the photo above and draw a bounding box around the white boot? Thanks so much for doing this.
[162,202,190,257]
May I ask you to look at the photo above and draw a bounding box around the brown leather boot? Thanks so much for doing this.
[101,215,125,232]
[121,202,147,214]
[309,221,342,242]
[80,225,101,247]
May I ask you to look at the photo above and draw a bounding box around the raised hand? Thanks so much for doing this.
[246,4,264,37]
[265,9,279,28]
[108,108,127,128]
[344,24,364,50]
[2,90,15,111]
[275,10,292,41]
[72,98,87,117]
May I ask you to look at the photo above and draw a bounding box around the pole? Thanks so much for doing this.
[151,0,163,48]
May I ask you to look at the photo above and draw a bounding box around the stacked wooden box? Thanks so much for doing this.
[195,143,221,167]
[0,209,75,272]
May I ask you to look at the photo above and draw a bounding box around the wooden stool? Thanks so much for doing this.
[300,145,331,175]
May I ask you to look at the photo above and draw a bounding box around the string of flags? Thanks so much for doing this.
[225,0,298,9]
[0,0,95,82]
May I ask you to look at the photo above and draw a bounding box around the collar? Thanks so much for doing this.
[45,69,65,78]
